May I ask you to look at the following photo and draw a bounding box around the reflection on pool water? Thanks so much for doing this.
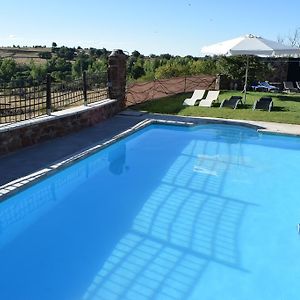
[0,124,300,300]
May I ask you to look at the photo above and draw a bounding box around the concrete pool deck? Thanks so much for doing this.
[1,110,300,198]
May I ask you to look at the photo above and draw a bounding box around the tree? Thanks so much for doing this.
[72,53,91,78]
[159,53,173,60]
[51,42,58,53]
[190,58,217,75]
[288,28,300,48]
[0,58,17,82]
[29,60,47,81]
[132,50,141,58]
[88,58,107,74]
[155,61,190,79]
[57,46,76,60]
[216,56,272,84]
[38,52,52,59]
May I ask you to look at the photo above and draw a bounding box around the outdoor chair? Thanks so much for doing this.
[183,89,206,106]
[251,81,279,92]
[283,81,298,93]
[198,90,220,107]
[253,97,273,112]
[295,81,300,91]
[258,81,279,92]
[219,96,242,109]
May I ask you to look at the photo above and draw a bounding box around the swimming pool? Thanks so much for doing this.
[0,123,300,300]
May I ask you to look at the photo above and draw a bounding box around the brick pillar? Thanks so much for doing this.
[108,49,128,108]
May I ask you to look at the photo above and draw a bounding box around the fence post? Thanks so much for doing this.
[46,74,52,115]
[83,71,88,106]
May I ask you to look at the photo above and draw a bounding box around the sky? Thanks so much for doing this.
[0,0,299,56]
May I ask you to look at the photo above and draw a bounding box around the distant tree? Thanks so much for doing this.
[0,58,17,82]
[29,60,47,81]
[88,58,107,74]
[131,65,145,79]
[154,61,190,79]
[95,48,109,58]
[159,53,173,60]
[57,46,76,60]
[51,42,58,53]
[72,60,82,78]
[46,57,72,81]
[89,48,97,57]
[132,50,141,58]
[72,53,91,78]
[38,52,52,59]
[216,56,272,83]
[190,58,217,75]
[288,27,300,48]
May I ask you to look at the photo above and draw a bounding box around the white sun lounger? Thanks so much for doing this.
[183,89,206,106]
[199,90,220,107]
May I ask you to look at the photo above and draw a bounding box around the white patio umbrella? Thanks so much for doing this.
[201,34,300,102]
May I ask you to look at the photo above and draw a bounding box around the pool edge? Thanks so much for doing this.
[0,118,194,201]
[1,115,299,201]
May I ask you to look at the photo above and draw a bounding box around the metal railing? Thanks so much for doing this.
[0,80,47,124]
[0,71,108,125]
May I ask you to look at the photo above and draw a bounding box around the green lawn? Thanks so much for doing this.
[133,91,300,125]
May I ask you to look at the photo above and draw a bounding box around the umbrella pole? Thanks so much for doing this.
[243,56,249,104]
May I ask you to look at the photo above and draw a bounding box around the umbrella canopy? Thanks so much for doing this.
[201,34,300,102]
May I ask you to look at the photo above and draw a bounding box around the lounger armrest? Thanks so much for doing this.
[268,101,273,112]
[182,98,192,106]
[253,100,258,110]
[219,99,226,108]
[233,99,242,110]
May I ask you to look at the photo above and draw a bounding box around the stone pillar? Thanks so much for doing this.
[108,49,128,108]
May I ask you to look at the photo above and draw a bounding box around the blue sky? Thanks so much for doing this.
[0,0,299,56]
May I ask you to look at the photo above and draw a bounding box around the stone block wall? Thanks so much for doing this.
[0,100,121,156]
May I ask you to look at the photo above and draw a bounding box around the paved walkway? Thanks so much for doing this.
[0,113,144,187]
[1,111,300,191]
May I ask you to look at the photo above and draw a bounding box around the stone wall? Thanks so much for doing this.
[0,100,121,156]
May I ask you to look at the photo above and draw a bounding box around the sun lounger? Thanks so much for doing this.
[198,90,220,107]
[259,81,279,92]
[251,81,279,92]
[219,96,242,109]
[253,97,273,112]
[183,89,206,106]
[283,81,297,93]
[295,81,300,91]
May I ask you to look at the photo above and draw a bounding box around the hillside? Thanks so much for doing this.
[0,47,51,64]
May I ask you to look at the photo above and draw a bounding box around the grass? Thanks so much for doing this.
[133,90,300,125]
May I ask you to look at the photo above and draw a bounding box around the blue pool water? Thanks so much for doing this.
[0,124,300,300]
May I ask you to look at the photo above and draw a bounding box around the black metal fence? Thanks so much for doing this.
[0,71,108,124]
